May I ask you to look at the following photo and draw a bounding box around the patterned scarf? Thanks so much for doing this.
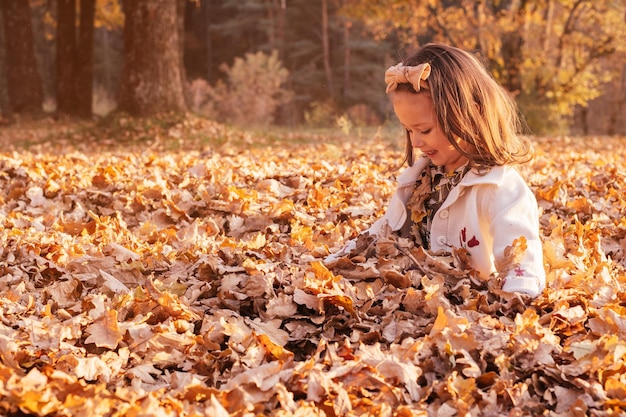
[403,161,470,248]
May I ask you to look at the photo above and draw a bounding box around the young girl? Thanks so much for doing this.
[327,43,545,297]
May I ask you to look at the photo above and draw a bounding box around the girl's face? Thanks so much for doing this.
[392,91,470,171]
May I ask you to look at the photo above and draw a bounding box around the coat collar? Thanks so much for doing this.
[460,165,509,187]
[398,157,510,188]
[397,157,429,186]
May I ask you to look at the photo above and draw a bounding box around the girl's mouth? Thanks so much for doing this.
[422,150,437,157]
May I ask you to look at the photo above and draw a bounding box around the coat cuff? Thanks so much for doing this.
[368,195,407,235]
[324,238,357,264]
[502,275,542,297]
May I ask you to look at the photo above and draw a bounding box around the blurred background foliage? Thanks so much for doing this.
[0,0,624,135]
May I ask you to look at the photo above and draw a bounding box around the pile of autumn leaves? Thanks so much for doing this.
[0,117,624,416]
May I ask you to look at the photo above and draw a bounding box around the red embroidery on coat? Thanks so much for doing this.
[515,266,525,276]
[459,227,480,249]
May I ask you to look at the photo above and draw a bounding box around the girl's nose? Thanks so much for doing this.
[410,134,424,148]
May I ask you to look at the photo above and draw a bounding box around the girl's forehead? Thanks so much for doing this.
[392,91,435,123]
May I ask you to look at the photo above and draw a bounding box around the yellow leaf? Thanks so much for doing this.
[320,294,358,317]
[256,333,294,361]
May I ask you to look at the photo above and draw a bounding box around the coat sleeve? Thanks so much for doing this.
[482,178,546,297]
[368,158,429,235]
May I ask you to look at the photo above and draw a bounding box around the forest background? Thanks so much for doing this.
[0,0,625,136]
[0,2,626,415]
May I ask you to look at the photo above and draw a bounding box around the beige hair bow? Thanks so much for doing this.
[384,62,431,93]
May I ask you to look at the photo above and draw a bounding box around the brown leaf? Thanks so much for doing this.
[85,309,122,349]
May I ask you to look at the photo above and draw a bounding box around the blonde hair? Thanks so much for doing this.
[393,43,532,169]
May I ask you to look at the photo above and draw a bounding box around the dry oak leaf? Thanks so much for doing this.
[145,278,201,321]
[224,360,284,392]
[84,309,123,349]
[358,342,422,401]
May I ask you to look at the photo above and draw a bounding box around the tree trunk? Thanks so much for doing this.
[76,0,95,118]
[343,18,351,97]
[579,105,589,135]
[176,0,188,108]
[204,0,212,81]
[1,0,44,116]
[500,32,524,95]
[0,7,8,120]
[321,0,334,98]
[267,0,286,62]
[57,0,94,118]
[266,0,275,47]
[498,1,526,95]
[607,64,625,136]
[277,0,286,62]
[118,0,187,116]
[56,0,78,117]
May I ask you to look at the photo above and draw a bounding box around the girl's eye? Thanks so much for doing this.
[406,128,431,136]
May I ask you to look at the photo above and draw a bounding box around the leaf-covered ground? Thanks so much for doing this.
[0,116,625,416]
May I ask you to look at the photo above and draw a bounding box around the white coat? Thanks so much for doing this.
[330,157,546,297]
